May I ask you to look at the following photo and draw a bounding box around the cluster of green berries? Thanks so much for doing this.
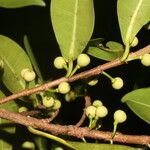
[21,68,36,82]
[54,53,90,70]
[42,96,61,109]
[85,100,108,119]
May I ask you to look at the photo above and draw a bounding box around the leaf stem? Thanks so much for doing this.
[121,43,130,61]
[102,71,114,81]
[66,60,73,77]
[70,64,80,77]
[28,126,75,149]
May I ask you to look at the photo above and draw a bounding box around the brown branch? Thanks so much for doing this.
[20,110,41,116]
[40,109,60,123]
[75,96,91,127]
[0,44,150,104]
[0,108,149,145]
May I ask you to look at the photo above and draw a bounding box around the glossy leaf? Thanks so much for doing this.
[117,0,150,45]
[0,35,35,93]
[0,0,45,8]
[87,41,124,61]
[24,35,43,82]
[51,0,95,61]
[67,142,143,150]
[0,91,18,150]
[122,88,150,124]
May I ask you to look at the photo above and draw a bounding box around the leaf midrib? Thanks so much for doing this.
[69,0,79,59]
[125,0,143,43]
[127,99,150,108]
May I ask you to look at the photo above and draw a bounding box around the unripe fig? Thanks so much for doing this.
[54,56,66,69]
[58,82,70,94]
[93,100,103,108]
[131,37,139,47]
[85,106,96,118]
[114,110,127,123]
[141,53,150,67]
[53,99,61,109]
[112,77,124,90]
[21,68,36,82]
[77,53,90,67]
[95,106,108,118]
[42,96,55,107]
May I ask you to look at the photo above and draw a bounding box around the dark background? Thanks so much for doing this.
[0,0,150,143]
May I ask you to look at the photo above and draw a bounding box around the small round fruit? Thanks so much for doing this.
[54,147,64,150]
[85,106,96,118]
[65,91,76,102]
[141,53,150,67]
[42,96,55,107]
[21,68,36,82]
[112,77,124,90]
[22,141,35,149]
[54,56,66,69]
[18,107,28,113]
[58,82,70,94]
[53,99,61,109]
[95,106,108,118]
[77,53,90,67]
[88,78,98,86]
[131,37,139,47]
[93,100,103,108]
[114,110,127,123]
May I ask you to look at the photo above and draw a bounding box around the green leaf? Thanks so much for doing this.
[51,0,95,61]
[88,38,104,47]
[0,91,19,150]
[87,41,124,61]
[24,35,43,82]
[122,88,150,124]
[0,35,35,93]
[0,0,45,8]
[67,142,143,150]
[106,41,124,52]
[117,0,150,45]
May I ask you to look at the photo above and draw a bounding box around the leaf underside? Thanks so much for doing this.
[87,41,124,61]
[67,142,143,150]
[0,0,45,8]
[117,0,150,44]
[122,88,150,124]
[0,35,35,93]
[51,0,95,61]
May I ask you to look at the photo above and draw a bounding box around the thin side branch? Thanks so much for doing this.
[0,44,149,104]
[75,96,91,127]
[0,109,149,145]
